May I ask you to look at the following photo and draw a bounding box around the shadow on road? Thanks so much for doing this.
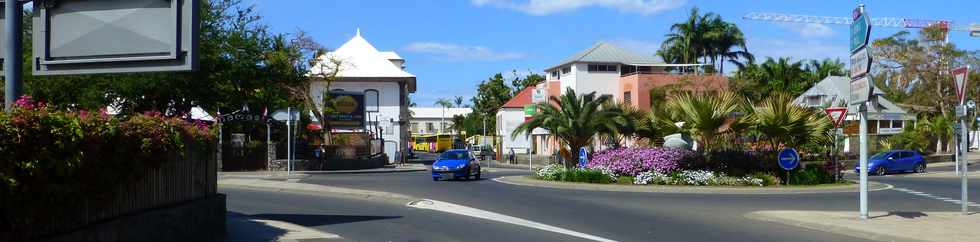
[224,212,290,242]
[252,213,402,227]
[870,211,928,219]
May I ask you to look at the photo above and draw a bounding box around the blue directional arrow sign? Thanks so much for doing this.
[578,147,588,168]
[778,148,800,171]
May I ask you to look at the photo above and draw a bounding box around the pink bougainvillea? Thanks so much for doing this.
[586,147,694,176]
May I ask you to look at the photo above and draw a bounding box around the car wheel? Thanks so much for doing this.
[433,177,440,181]
[875,167,887,176]
[914,163,926,173]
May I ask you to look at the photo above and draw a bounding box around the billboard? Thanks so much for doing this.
[326,91,366,129]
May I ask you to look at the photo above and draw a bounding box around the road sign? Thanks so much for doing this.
[953,66,970,104]
[778,148,800,171]
[825,107,848,127]
[850,48,871,78]
[578,147,588,168]
[850,6,871,53]
[30,0,200,75]
[956,106,967,117]
[271,109,300,122]
[850,76,873,105]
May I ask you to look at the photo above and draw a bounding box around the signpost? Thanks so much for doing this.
[778,148,800,185]
[578,147,588,168]
[272,108,300,175]
[952,66,971,215]
[850,4,873,220]
[825,107,848,181]
[4,0,200,112]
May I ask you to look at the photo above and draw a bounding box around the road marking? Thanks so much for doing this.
[406,199,617,242]
[891,186,979,208]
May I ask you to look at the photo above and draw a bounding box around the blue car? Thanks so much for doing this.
[431,149,481,181]
[855,150,927,176]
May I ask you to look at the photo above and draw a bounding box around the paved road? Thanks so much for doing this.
[223,152,980,242]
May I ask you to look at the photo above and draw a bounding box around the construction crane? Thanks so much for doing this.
[742,12,977,35]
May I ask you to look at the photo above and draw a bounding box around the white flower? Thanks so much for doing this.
[680,170,715,186]
[536,164,563,180]
[634,171,668,185]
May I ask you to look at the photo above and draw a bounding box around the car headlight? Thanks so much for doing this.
[456,164,466,169]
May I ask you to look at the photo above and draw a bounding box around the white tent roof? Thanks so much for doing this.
[311,29,415,79]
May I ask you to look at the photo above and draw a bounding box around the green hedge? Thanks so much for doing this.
[0,96,215,237]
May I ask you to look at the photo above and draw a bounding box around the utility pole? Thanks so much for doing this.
[4,0,23,113]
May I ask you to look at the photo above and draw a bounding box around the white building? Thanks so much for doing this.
[409,107,472,134]
[309,29,417,162]
[793,76,915,153]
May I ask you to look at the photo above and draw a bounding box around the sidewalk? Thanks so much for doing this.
[219,163,427,179]
[224,212,346,242]
[748,210,980,242]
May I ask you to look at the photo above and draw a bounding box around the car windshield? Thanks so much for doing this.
[870,152,892,160]
[440,151,468,160]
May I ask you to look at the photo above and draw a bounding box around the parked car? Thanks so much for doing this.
[431,149,481,181]
[854,150,927,176]
[470,144,495,160]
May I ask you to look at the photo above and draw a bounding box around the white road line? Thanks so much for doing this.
[892,186,975,208]
[407,199,617,242]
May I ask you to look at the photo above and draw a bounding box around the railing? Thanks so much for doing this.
[620,70,709,77]
[10,148,217,241]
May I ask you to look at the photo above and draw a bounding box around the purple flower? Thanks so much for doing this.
[585,147,693,176]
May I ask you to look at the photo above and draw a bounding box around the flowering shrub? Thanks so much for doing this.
[633,170,765,186]
[634,171,668,185]
[535,164,563,180]
[0,96,216,235]
[586,147,693,176]
[679,170,715,185]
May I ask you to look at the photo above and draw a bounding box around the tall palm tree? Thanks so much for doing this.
[711,22,753,73]
[453,96,466,108]
[435,98,454,133]
[512,88,624,167]
[665,91,743,152]
[805,58,847,81]
[661,7,719,69]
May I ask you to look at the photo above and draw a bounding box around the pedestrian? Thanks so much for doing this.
[508,148,515,164]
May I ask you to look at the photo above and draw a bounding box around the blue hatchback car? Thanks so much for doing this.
[431,149,481,181]
[854,150,927,176]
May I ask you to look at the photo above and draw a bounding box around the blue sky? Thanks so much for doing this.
[248,0,979,107]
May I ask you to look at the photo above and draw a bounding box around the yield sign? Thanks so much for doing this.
[825,107,848,128]
[953,66,970,104]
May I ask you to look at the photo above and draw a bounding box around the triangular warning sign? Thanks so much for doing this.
[825,107,848,128]
[953,66,969,104]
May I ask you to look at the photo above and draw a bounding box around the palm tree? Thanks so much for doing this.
[512,88,624,167]
[806,58,847,81]
[665,91,744,152]
[710,22,753,73]
[435,98,454,133]
[750,93,831,151]
[661,7,719,69]
[453,96,466,108]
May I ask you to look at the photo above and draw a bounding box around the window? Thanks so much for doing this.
[550,70,559,77]
[426,122,434,133]
[561,66,571,75]
[879,120,889,129]
[364,89,380,112]
[806,96,822,106]
[410,122,419,133]
[623,91,632,103]
[893,120,903,129]
[587,64,617,72]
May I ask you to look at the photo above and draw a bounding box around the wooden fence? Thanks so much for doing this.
[18,148,217,241]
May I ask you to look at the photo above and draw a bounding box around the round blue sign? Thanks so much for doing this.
[578,147,588,167]
[778,148,800,171]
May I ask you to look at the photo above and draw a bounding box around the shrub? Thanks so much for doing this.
[535,164,563,180]
[555,169,615,184]
[634,171,669,185]
[616,176,635,185]
[788,165,834,185]
[749,172,781,186]
[678,170,715,185]
[586,147,693,176]
[688,150,772,176]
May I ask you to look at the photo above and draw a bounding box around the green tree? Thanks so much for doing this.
[659,7,752,73]
[731,57,811,102]
[750,93,830,152]
[510,70,545,94]
[470,73,513,134]
[665,91,744,152]
[512,88,624,167]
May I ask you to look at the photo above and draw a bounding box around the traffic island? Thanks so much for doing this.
[747,210,980,242]
[494,176,892,194]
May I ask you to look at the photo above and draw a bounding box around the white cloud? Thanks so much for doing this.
[746,38,848,61]
[403,42,527,61]
[777,22,836,38]
[471,0,685,16]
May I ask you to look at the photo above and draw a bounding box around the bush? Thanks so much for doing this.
[749,172,781,186]
[0,96,215,234]
[687,150,772,176]
[555,169,615,184]
[535,164,563,180]
[787,165,835,185]
[586,147,693,176]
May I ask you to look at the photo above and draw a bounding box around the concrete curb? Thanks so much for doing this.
[218,178,418,204]
[494,176,893,194]
[743,211,919,242]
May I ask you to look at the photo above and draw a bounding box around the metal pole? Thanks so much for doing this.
[267,122,271,176]
[528,148,532,173]
[4,0,23,113]
[962,118,970,215]
[859,104,869,220]
[287,107,292,175]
